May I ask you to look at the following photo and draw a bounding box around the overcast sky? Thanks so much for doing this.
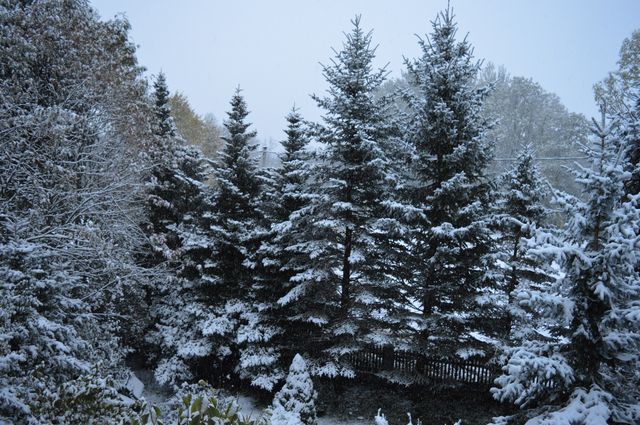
[92,0,640,146]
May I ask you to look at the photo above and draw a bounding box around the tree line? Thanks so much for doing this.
[1,1,639,423]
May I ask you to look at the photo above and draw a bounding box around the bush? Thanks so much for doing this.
[270,354,317,425]
[30,373,136,424]
[133,380,265,425]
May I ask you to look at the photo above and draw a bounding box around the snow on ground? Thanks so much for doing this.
[124,371,145,398]
[131,368,173,407]
[317,417,372,425]
[129,369,380,424]
[234,394,269,422]
[233,392,372,424]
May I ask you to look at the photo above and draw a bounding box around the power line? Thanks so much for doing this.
[252,149,589,163]
[493,156,588,162]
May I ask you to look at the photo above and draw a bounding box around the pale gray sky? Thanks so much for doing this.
[93,0,639,146]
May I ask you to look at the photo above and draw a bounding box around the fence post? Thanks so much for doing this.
[382,344,394,370]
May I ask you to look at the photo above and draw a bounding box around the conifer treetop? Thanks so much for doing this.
[500,144,547,223]
[313,15,390,130]
[404,4,490,182]
[282,106,307,161]
[223,87,257,144]
[153,71,176,137]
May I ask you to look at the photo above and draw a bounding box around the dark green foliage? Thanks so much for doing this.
[144,73,216,388]
[238,107,312,390]
[278,16,403,377]
[400,6,497,358]
[208,88,261,298]
[153,72,176,138]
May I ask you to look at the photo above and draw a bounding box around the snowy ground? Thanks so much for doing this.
[235,394,373,425]
[128,369,374,424]
[130,368,174,407]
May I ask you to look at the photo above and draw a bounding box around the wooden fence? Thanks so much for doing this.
[343,344,498,385]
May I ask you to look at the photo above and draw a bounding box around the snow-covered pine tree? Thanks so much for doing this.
[493,108,640,423]
[490,148,575,414]
[558,110,640,422]
[142,73,217,388]
[143,72,212,273]
[238,107,313,390]
[152,72,175,138]
[272,107,312,225]
[400,6,497,360]
[494,145,552,341]
[197,88,264,383]
[270,354,317,425]
[143,72,186,265]
[207,87,261,296]
[280,17,402,377]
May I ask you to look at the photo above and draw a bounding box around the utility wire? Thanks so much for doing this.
[493,156,588,162]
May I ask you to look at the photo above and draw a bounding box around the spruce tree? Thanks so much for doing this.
[143,72,205,267]
[281,17,401,377]
[494,145,551,340]
[493,110,640,423]
[491,149,574,414]
[143,73,215,388]
[196,88,264,383]
[270,354,317,425]
[207,87,260,296]
[623,95,640,196]
[401,7,496,359]
[560,112,640,421]
[238,107,312,390]
[153,72,175,137]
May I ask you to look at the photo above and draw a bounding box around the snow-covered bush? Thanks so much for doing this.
[270,354,317,425]
[30,373,137,424]
[524,386,613,425]
[492,340,574,407]
[133,381,265,425]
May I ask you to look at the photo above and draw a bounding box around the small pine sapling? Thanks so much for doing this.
[270,354,317,425]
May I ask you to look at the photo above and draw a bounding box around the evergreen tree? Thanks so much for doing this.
[491,149,574,414]
[493,110,640,423]
[559,112,640,422]
[153,72,175,137]
[400,7,496,359]
[270,354,317,425]
[238,107,313,390]
[623,95,640,196]
[195,88,264,383]
[143,73,215,388]
[143,72,204,267]
[281,17,401,377]
[208,87,261,296]
[494,145,551,340]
